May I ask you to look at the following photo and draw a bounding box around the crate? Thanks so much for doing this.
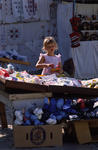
[13,124,63,148]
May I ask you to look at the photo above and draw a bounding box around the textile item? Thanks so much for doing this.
[50,2,57,19]
[0,25,7,48]
[57,3,73,63]
[12,0,21,21]
[63,99,72,111]
[37,0,52,21]
[14,110,23,125]
[70,32,80,48]
[7,64,15,74]
[22,0,39,20]
[0,0,3,23]
[49,98,57,113]
[72,41,98,79]
[7,24,23,44]
[24,111,31,119]
[33,108,43,119]
[3,0,12,16]
[0,69,9,77]
[56,98,64,110]
[77,98,86,109]
[69,115,78,120]
[6,45,18,52]
[70,17,80,31]
[30,115,37,121]
[46,118,57,125]
[44,97,49,104]
[33,119,42,125]
[51,23,58,39]
[2,0,15,23]
[41,112,50,121]
[24,120,31,125]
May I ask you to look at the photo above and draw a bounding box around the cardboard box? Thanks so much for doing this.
[72,119,98,144]
[13,124,63,148]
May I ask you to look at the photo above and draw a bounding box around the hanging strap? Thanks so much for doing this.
[73,0,76,18]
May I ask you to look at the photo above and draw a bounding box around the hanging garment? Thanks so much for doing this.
[0,25,7,48]
[57,3,73,62]
[2,0,14,23]
[12,0,21,21]
[70,17,80,31]
[72,41,98,79]
[0,0,3,23]
[70,32,80,48]
[22,0,39,20]
[37,0,52,21]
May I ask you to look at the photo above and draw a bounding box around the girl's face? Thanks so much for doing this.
[46,44,56,53]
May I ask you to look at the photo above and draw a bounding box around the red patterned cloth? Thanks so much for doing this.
[70,32,80,48]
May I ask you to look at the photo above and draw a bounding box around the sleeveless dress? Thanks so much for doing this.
[39,53,61,75]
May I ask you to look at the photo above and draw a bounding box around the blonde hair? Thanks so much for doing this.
[42,36,58,51]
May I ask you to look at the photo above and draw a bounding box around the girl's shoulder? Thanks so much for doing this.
[39,53,47,57]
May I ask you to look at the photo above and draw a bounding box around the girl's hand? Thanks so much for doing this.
[46,64,54,68]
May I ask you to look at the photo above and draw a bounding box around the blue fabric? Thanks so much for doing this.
[49,98,57,113]
[56,98,64,110]
[30,114,38,121]
[50,114,56,120]
[24,111,31,119]
[63,99,72,111]
[24,120,31,125]
[44,97,49,104]
[34,119,41,125]
[41,112,50,121]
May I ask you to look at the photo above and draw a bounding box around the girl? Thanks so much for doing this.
[36,36,63,75]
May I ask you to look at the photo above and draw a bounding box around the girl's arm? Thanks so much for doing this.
[36,55,54,69]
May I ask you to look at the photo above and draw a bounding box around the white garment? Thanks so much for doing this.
[0,25,7,47]
[57,3,73,64]
[0,0,3,23]
[72,41,98,79]
[37,0,52,21]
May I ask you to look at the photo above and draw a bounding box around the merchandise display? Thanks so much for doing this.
[14,97,98,126]
[0,66,98,89]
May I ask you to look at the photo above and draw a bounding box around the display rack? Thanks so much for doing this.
[0,58,30,66]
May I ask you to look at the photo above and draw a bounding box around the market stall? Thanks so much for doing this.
[0,0,98,147]
[0,73,98,146]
